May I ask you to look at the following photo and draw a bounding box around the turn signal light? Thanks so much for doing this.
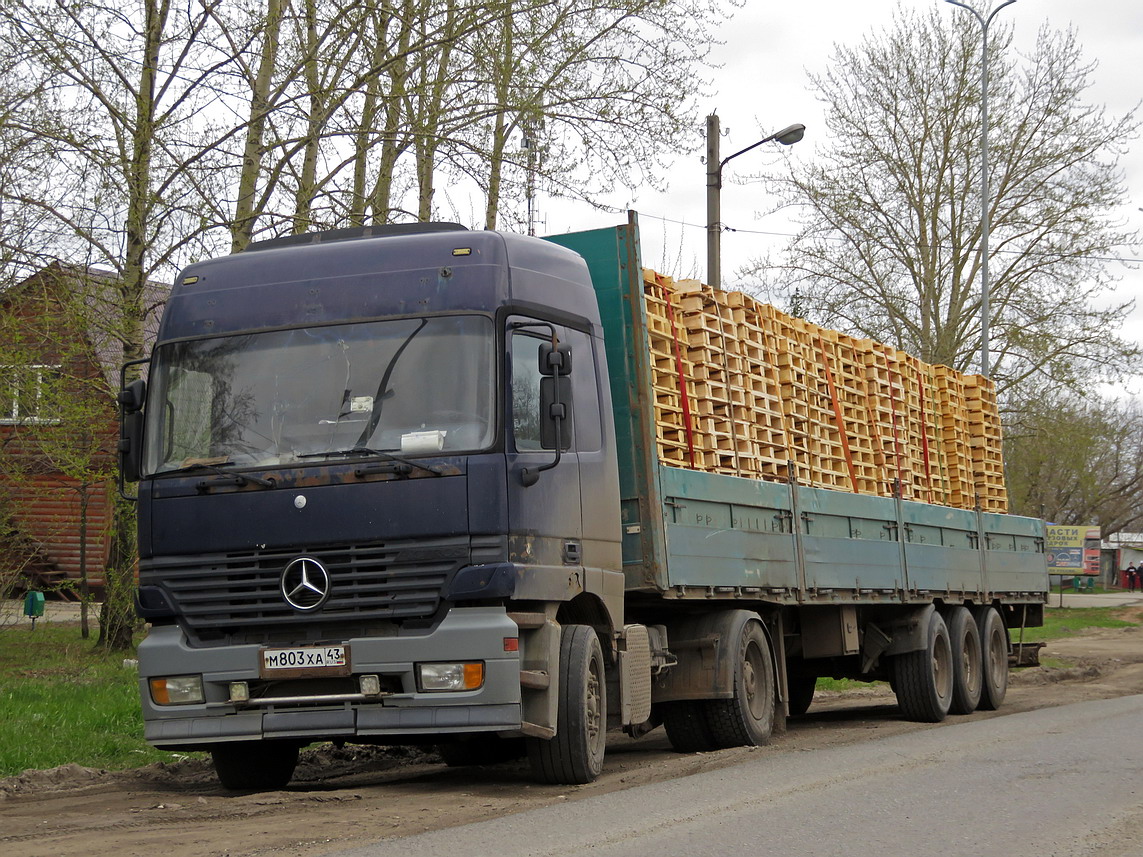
[149,675,205,705]
[417,662,485,692]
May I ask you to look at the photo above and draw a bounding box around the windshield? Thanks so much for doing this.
[143,315,494,475]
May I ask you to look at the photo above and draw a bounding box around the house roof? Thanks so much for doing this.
[1,261,170,388]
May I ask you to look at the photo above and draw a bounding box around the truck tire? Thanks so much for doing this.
[704,620,775,748]
[526,624,607,784]
[210,742,298,791]
[976,606,1009,711]
[437,736,525,767]
[893,609,953,723]
[947,606,982,715]
[787,673,817,717]
[661,701,717,752]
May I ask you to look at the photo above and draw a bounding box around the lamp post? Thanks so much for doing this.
[706,114,804,290]
[946,0,1017,379]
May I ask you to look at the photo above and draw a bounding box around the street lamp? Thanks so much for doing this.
[706,114,805,290]
[946,0,1017,379]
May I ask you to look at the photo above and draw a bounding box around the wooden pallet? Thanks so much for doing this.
[640,269,1006,510]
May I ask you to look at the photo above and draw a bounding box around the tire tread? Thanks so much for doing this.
[526,624,606,784]
[211,742,298,791]
[893,611,952,723]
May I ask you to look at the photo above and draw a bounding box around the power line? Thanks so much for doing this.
[627,208,1143,266]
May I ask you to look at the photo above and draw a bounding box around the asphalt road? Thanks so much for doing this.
[328,694,1143,857]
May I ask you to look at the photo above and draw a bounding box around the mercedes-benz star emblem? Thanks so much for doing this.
[280,557,331,611]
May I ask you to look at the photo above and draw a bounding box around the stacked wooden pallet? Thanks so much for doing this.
[641,269,1007,513]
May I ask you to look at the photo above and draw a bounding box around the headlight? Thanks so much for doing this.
[417,662,485,692]
[149,675,205,705]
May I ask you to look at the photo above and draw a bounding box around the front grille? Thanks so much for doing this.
[141,535,493,644]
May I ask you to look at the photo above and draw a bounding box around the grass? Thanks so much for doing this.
[1036,605,1139,639]
[0,621,193,777]
[816,677,875,692]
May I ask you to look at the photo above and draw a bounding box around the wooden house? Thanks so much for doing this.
[0,263,167,599]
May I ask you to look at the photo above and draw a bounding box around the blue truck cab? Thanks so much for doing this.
[126,224,625,787]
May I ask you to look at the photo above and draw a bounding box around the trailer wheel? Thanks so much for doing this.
[787,673,818,717]
[210,742,298,791]
[704,620,775,748]
[526,624,606,784]
[947,606,983,715]
[976,606,1009,711]
[893,609,953,723]
[661,701,716,752]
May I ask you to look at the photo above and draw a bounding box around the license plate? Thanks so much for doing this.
[260,645,350,678]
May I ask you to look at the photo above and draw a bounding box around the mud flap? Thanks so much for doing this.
[619,624,652,726]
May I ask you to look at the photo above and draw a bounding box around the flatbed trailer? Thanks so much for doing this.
[121,215,1048,790]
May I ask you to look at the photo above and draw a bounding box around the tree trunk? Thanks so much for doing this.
[483,10,514,230]
[369,0,415,222]
[351,1,389,226]
[232,0,286,252]
[97,496,138,651]
[414,0,459,222]
[98,0,169,652]
[292,0,322,234]
[79,481,89,639]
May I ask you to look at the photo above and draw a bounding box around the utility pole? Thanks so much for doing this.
[705,114,804,289]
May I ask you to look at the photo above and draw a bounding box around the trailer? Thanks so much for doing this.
[120,215,1048,790]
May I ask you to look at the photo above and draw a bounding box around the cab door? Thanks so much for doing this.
[505,319,584,592]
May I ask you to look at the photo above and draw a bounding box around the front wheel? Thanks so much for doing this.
[527,624,607,784]
[211,742,298,791]
[437,736,525,767]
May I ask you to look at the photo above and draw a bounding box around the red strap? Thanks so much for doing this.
[917,368,933,504]
[659,284,697,468]
[817,334,858,493]
[886,351,904,494]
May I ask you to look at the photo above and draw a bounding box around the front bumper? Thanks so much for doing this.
[138,606,522,747]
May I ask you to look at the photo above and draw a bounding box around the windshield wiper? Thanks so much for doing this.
[298,446,443,475]
[355,318,428,447]
[163,460,276,489]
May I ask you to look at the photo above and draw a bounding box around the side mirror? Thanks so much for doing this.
[538,343,572,376]
[119,412,144,483]
[539,376,572,450]
[521,338,573,486]
[118,378,146,414]
[118,378,146,487]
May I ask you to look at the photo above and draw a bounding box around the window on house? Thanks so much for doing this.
[0,365,62,424]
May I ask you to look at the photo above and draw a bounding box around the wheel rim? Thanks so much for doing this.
[744,639,766,721]
[964,628,982,695]
[987,626,1005,685]
[934,633,952,700]
[585,653,602,748]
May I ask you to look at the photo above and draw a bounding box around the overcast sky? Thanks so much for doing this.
[542,0,1143,357]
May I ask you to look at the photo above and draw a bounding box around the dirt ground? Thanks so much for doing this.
[4,610,1143,857]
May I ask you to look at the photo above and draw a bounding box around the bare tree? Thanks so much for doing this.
[0,0,230,648]
[744,4,1140,399]
[1005,393,1143,539]
[455,0,733,230]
